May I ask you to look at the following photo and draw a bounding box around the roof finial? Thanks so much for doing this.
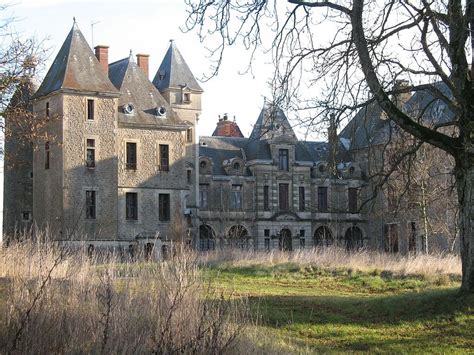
[169,39,174,43]
[73,16,76,23]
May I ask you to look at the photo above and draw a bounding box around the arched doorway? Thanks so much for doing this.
[227,225,249,249]
[313,226,334,247]
[344,226,364,250]
[199,225,216,251]
[279,229,292,251]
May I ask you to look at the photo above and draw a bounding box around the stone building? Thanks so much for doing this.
[3,22,456,255]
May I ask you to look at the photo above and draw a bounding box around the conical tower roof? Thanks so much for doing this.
[34,20,118,99]
[152,41,203,93]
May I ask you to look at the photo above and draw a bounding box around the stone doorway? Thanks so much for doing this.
[279,228,293,251]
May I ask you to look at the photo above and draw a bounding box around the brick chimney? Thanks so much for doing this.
[392,79,411,108]
[136,54,150,79]
[94,45,109,76]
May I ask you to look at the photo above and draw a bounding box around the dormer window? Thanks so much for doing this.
[123,103,135,115]
[158,70,165,81]
[183,92,191,103]
[156,106,167,117]
[200,161,207,169]
[318,164,325,173]
[233,162,240,170]
[278,149,289,171]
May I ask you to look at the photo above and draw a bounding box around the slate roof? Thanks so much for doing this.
[249,103,297,141]
[339,82,455,151]
[152,41,203,92]
[34,22,118,99]
[108,55,186,128]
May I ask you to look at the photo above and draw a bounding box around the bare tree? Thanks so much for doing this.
[184,0,474,291]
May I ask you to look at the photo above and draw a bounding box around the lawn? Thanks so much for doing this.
[204,263,474,353]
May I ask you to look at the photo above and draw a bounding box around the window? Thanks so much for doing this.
[125,192,138,220]
[318,187,328,212]
[278,149,289,171]
[263,185,270,211]
[186,169,192,184]
[126,142,137,170]
[264,238,270,251]
[45,142,50,169]
[159,194,170,221]
[231,184,242,210]
[46,102,50,119]
[279,183,289,210]
[86,190,96,219]
[299,186,305,211]
[186,128,193,143]
[300,229,306,248]
[22,211,31,222]
[87,99,94,120]
[233,162,240,170]
[86,139,95,168]
[348,187,358,213]
[183,92,191,103]
[264,229,270,251]
[199,184,208,208]
[159,144,169,172]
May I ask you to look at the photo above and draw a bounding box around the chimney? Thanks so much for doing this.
[392,79,411,108]
[136,53,150,79]
[328,113,338,173]
[94,45,109,76]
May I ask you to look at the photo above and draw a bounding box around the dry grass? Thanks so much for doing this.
[0,242,254,354]
[198,247,461,278]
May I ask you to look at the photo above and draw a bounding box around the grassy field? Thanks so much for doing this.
[1,244,473,353]
[205,263,474,353]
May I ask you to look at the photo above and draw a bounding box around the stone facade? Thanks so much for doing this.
[3,22,456,256]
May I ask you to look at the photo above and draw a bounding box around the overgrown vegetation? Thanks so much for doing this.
[1,243,472,353]
[0,242,253,354]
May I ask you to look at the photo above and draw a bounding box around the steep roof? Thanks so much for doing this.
[108,54,186,128]
[152,41,203,92]
[249,103,297,141]
[34,22,118,99]
[212,117,245,138]
[339,82,455,151]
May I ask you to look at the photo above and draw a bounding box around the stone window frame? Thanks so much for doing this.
[123,138,140,172]
[84,97,96,121]
[155,139,173,173]
[84,135,99,169]
[186,127,193,143]
[122,188,141,223]
[278,181,291,211]
[82,186,99,221]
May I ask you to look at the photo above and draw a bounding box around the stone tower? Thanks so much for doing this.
[31,21,120,239]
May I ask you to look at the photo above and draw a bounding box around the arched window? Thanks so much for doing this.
[344,226,364,251]
[199,225,216,251]
[313,226,334,247]
[227,225,249,249]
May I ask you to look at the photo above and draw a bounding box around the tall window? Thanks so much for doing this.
[231,185,242,210]
[86,190,96,219]
[46,102,50,119]
[86,139,95,168]
[199,184,208,208]
[159,194,170,221]
[186,169,192,184]
[299,186,305,211]
[186,128,193,143]
[126,142,137,170]
[318,187,328,212]
[300,229,306,248]
[263,185,270,211]
[125,192,138,220]
[45,142,50,169]
[87,99,94,120]
[348,187,358,213]
[279,183,289,210]
[159,144,169,171]
[278,149,289,171]
[264,229,270,251]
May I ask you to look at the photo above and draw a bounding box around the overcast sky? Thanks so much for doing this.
[7,0,281,137]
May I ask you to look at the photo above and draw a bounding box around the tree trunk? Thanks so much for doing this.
[456,162,474,291]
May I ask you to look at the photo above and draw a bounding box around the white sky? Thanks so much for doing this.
[7,0,280,137]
